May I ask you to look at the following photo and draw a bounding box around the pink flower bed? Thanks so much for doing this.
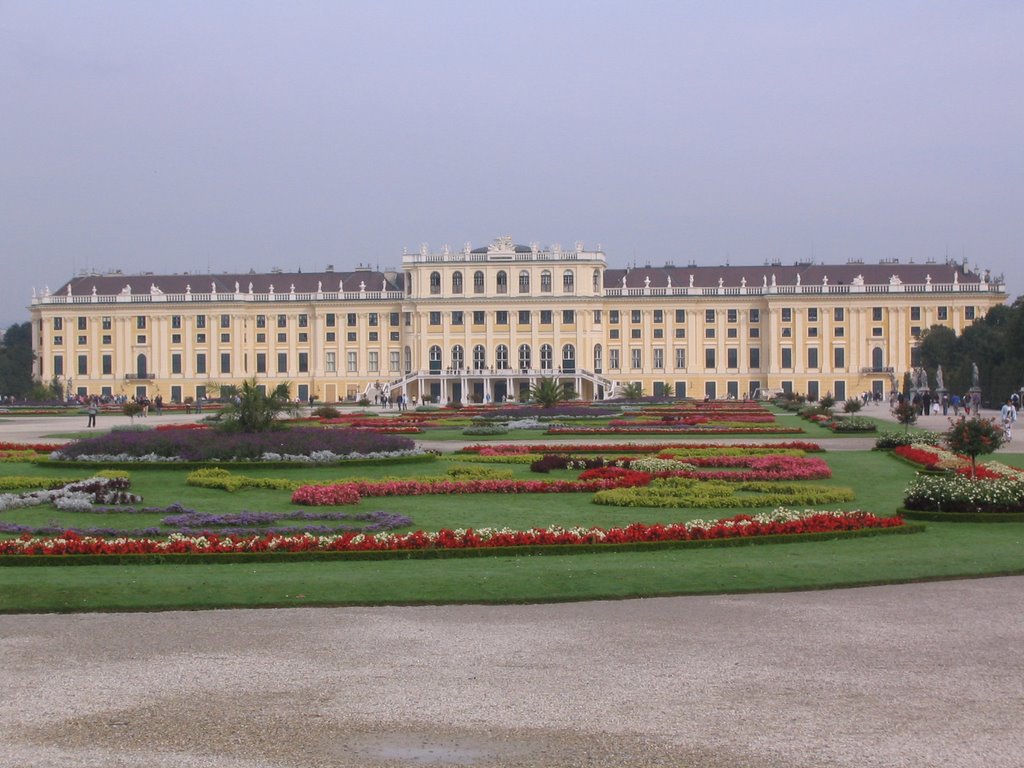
[462,441,824,455]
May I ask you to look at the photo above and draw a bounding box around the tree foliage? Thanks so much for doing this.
[0,322,35,398]
[945,416,1004,478]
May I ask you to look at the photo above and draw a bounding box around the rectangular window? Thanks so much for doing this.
[278,314,288,328]
[220,314,230,328]
[808,308,818,322]
[496,311,508,325]
[390,351,400,372]
[834,347,845,369]
[781,308,792,322]
[609,329,620,340]
[937,306,948,321]
[653,348,664,369]
[389,331,400,341]
[675,348,686,369]
[965,306,976,320]
[653,328,664,339]
[78,335,86,345]
[910,307,921,321]
[749,309,760,323]
[609,349,620,369]
[256,353,267,374]
[171,354,181,374]
[872,307,883,322]
[347,332,357,342]
[631,309,641,323]
[196,315,206,329]
[451,311,464,325]
[369,351,379,372]
[277,333,287,343]
[727,309,738,323]
[540,310,552,324]
[562,309,575,324]
[367,313,377,327]
[781,348,792,369]
[872,327,883,337]
[808,348,819,369]
[631,349,642,369]
[196,353,206,374]
[727,348,738,368]
[136,316,147,329]
[136,335,146,344]
[325,352,336,373]
[834,307,844,321]
[675,328,686,339]
[220,353,231,374]
[727,328,738,338]
[781,328,792,338]
[749,327,760,338]
[429,312,441,326]
[298,352,309,373]
[749,348,760,369]
[808,327,818,338]
[277,353,288,374]
[705,309,715,323]
[631,328,641,339]
[347,313,357,327]
[325,313,335,327]
[911,326,921,338]
[102,316,112,330]
[52,318,63,331]
[675,309,686,323]
[347,352,357,372]
[220,333,230,343]
[833,327,844,337]
[368,332,378,342]
[653,309,663,323]
[298,332,308,343]
[390,312,400,326]
[473,311,486,325]
[326,333,337,344]
[53,355,63,376]
[593,310,602,324]
[610,310,619,324]
[518,310,531,325]
[103,354,113,375]
[256,315,267,328]
[171,315,182,329]
[705,348,716,369]
[196,333,206,343]
[77,354,88,375]
[705,328,715,339]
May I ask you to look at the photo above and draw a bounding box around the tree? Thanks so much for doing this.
[215,378,298,432]
[123,401,143,422]
[894,401,918,432]
[946,416,1004,478]
[0,322,35,398]
[529,376,572,408]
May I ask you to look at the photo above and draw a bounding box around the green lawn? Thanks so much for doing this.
[1,449,1023,613]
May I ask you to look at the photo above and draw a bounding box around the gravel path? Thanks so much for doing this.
[2,577,1022,768]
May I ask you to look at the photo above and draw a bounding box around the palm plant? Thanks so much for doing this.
[529,377,572,408]
[618,381,644,401]
[215,377,298,432]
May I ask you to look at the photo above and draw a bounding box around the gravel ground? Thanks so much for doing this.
[2,577,1023,768]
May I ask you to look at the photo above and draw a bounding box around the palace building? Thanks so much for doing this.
[30,235,1006,404]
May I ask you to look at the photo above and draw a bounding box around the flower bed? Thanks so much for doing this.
[593,477,855,508]
[903,474,1024,515]
[545,425,805,436]
[459,441,824,455]
[52,427,416,462]
[0,508,906,558]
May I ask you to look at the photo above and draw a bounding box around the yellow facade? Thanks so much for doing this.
[30,236,1006,404]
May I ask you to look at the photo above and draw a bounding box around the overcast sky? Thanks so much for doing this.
[2,1,1022,327]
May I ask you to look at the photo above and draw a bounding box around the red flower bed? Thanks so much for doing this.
[0,441,63,452]
[291,473,652,506]
[462,441,824,455]
[0,510,904,557]
[154,423,211,432]
[893,445,944,470]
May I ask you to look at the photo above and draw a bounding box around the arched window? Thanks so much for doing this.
[473,271,485,294]
[540,270,552,293]
[473,344,486,369]
[136,353,148,377]
[451,345,464,369]
[429,345,442,373]
[593,344,603,373]
[518,270,530,293]
[540,344,553,370]
[518,344,532,370]
[404,346,412,373]
[496,344,510,370]
[452,271,463,294]
[593,269,601,292]
[496,271,508,294]
[429,271,441,295]
[562,344,576,372]
[563,270,575,292]
[872,347,884,370]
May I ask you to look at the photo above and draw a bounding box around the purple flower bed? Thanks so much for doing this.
[0,507,411,538]
[56,427,415,461]
[477,406,620,419]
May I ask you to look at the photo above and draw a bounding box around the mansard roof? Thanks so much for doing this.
[53,269,402,297]
[603,261,984,289]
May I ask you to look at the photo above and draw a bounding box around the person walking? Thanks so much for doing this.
[1000,398,1017,442]
[86,401,98,428]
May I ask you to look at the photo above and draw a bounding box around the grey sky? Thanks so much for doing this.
[2,1,1021,328]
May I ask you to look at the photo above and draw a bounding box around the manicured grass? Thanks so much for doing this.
[2,449,1023,612]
